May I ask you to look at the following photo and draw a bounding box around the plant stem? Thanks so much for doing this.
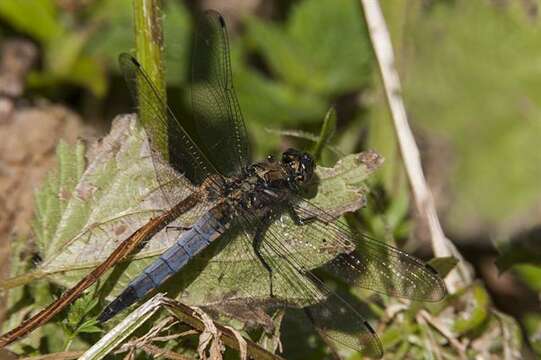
[359,0,470,291]
[133,0,168,157]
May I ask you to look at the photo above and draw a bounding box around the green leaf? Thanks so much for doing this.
[163,1,191,86]
[67,294,100,325]
[77,319,103,334]
[311,106,337,161]
[69,56,108,97]
[45,30,90,76]
[85,0,134,62]
[233,48,327,126]
[524,313,541,356]
[0,0,63,42]
[428,256,459,278]
[512,264,541,293]
[245,0,372,96]
[453,285,490,335]
[33,141,86,258]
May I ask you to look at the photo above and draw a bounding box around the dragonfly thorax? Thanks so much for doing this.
[220,149,314,215]
[280,148,315,191]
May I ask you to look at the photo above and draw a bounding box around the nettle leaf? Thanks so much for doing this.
[403,1,541,238]
[33,140,86,257]
[65,294,100,329]
[27,115,381,313]
[32,115,198,289]
[245,0,372,96]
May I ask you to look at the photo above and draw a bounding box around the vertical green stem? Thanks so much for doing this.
[133,0,168,157]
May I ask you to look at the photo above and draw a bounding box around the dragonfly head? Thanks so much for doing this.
[281,148,315,190]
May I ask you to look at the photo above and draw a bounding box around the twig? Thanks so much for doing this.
[21,351,84,360]
[139,343,190,360]
[163,298,284,360]
[416,312,442,360]
[359,0,471,292]
[419,310,467,359]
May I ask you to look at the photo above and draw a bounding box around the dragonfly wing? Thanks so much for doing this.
[232,208,383,358]
[290,197,448,302]
[190,10,250,176]
[119,53,221,190]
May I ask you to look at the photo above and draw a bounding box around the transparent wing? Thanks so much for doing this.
[290,197,447,302]
[119,53,220,187]
[231,208,384,357]
[205,195,446,356]
[190,10,250,176]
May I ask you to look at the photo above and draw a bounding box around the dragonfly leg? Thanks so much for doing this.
[253,211,274,297]
[165,225,192,232]
[134,225,192,251]
[288,206,317,226]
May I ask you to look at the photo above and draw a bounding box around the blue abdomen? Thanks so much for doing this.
[98,212,225,322]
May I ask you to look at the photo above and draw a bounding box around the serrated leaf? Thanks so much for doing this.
[33,141,86,257]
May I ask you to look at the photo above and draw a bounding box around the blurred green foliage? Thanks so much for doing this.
[402,1,541,238]
[395,2,541,356]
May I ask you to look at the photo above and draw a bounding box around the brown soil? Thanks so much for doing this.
[0,103,85,324]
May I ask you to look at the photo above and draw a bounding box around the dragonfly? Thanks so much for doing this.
[97,10,447,358]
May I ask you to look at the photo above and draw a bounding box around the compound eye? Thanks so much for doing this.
[302,153,313,164]
[282,155,295,165]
